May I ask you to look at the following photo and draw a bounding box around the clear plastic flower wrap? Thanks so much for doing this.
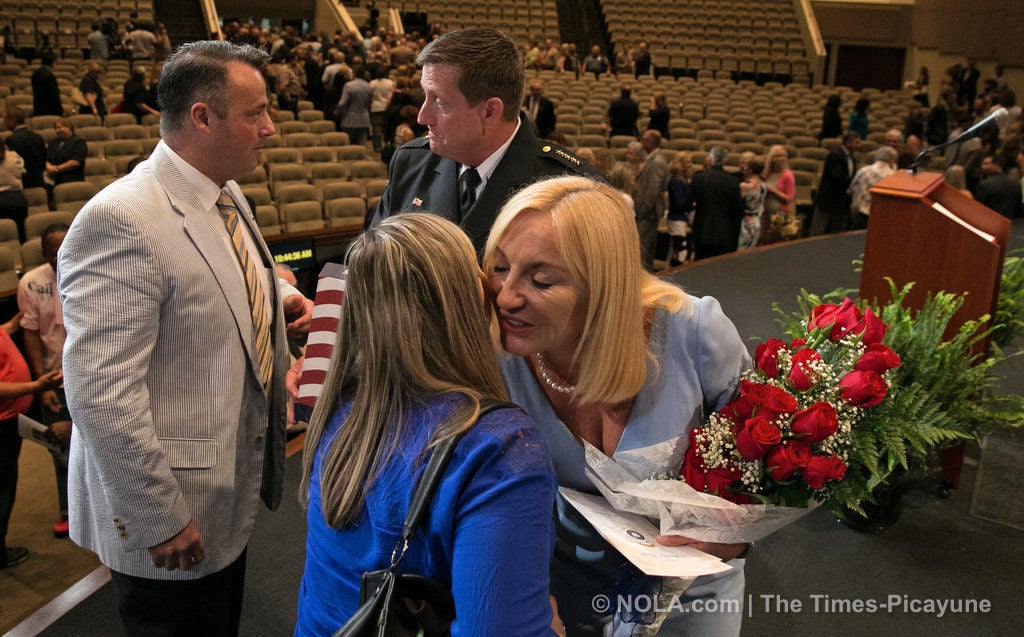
[584,440,818,544]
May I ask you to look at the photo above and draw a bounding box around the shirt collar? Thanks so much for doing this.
[460,117,522,185]
[161,140,224,211]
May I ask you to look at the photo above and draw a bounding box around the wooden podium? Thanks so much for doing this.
[859,171,1011,490]
[860,171,1011,353]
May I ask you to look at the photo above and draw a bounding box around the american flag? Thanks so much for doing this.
[294,262,347,420]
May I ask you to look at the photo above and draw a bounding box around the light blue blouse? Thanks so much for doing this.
[499,295,751,635]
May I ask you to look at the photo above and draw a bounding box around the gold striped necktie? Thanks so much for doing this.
[216,190,273,393]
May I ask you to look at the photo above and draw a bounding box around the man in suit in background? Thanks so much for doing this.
[59,41,310,635]
[975,153,1022,218]
[607,83,639,138]
[810,132,860,235]
[683,146,744,260]
[523,79,557,140]
[373,27,602,253]
[31,55,64,117]
[4,107,47,191]
[633,129,669,270]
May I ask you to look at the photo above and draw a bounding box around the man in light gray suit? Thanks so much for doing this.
[59,41,310,635]
[634,129,670,271]
[335,65,373,146]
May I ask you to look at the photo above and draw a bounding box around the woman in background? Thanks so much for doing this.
[738,157,766,250]
[818,94,843,141]
[296,213,559,636]
[647,93,670,139]
[45,118,87,188]
[761,145,796,241]
[849,97,871,140]
[122,67,160,124]
[666,150,694,266]
[77,61,106,121]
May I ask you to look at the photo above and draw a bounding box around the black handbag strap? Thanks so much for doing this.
[395,398,517,557]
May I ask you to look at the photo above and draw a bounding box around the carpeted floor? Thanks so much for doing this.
[0,441,100,634]
[971,435,1024,532]
[6,221,1024,636]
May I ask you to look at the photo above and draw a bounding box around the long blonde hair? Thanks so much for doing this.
[484,176,690,404]
[300,213,508,527]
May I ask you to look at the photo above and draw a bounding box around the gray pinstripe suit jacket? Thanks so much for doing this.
[59,141,289,579]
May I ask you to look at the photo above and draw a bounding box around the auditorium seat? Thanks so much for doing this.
[325,197,367,227]
[255,204,282,236]
[280,201,324,233]
[275,183,320,206]
[321,181,366,201]
[26,211,76,239]
[21,237,44,271]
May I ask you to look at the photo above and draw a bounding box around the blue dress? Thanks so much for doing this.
[296,395,559,636]
[849,111,869,140]
[499,296,751,636]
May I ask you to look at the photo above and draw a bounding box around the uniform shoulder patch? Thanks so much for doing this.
[539,143,586,169]
[537,142,606,181]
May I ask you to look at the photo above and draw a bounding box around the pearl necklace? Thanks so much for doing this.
[535,352,576,394]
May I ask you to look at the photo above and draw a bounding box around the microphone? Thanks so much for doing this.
[911,107,1008,173]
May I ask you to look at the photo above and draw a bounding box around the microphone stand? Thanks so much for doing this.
[910,107,1008,174]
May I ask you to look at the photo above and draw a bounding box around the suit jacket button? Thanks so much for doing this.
[255,433,265,441]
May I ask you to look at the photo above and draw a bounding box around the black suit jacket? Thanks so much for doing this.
[524,95,557,139]
[31,67,64,117]
[976,173,1022,219]
[683,166,744,248]
[608,96,639,137]
[5,126,48,189]
[374,116,604,253]
[815,147,855,214]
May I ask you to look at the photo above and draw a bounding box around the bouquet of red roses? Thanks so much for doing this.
[584,298,905,543]
[683,297,900,510]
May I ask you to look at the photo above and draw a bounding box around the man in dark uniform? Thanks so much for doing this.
[372,27,603,253]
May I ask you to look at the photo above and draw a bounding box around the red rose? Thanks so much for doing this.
[790,338,807,348]
[808,298,863,341]
[787,348,822,391]
[852,308,887,346]
[736,416,782,461]
[839,370,888,407]
[681,429,707,490]
[704,464,743,498]
[766,440,812,480]
[718,402,742,426]
[682,430,743,497]
[728,380,759,421]
[802,454,848,489]
[744,382,799,422]
[855,343,901,374]
[789,401,839,443]
[682,448,706,491]
[755,338,788,378]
